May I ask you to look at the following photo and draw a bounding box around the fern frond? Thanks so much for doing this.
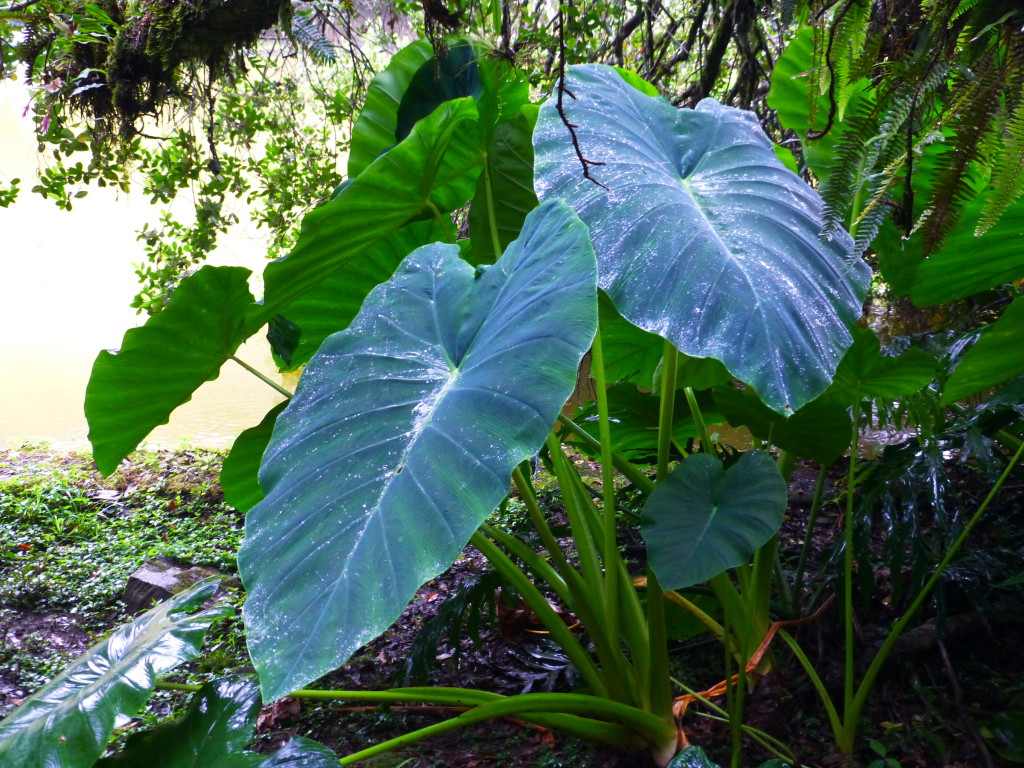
[831,0,870,121]
[291,15,336,64]
[977,96,1024,234]
[920,50,1006,253]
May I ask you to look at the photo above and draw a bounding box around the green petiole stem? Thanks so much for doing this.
[556,414,654,494]
[230,356,292,398]
[793,463,829,600]
[658,343,679,480]
[589,331,621,661]
[838,435,1024,753]
[512,466,574,583]
[843,395,861,723]
[478,522,572,607]
[482,157,503,257]
[338,692,668,765]
[682,385,707,455]
[471,532,609,698]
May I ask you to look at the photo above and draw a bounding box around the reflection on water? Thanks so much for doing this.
[0,79,294,451]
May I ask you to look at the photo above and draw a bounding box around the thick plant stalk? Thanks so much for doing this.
[590,331,622,655]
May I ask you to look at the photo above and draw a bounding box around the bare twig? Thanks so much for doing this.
[2,0,43,11]
[555,0,608,190]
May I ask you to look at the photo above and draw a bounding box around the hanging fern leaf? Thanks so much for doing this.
[977,94,1024,234]
[291,14,337,64]
[920,49,1007,254]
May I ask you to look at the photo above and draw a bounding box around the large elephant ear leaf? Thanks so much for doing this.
[86,266,261,475]
[534,64,870,414]
[642,452,787,589]
[347,39,433,178]
[239,200,599,701]
[0,579,229,768]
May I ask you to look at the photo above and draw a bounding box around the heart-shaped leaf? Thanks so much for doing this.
[642,451,787,589]
[85,267,261,474]
[534,64,870,413]
[275,220,447,370]
[911,195,1024,306]
[0,579,229,768]
[239,201,598,700]
[263,97,483,313]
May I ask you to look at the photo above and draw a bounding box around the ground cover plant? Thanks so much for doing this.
[4,1,1024,766]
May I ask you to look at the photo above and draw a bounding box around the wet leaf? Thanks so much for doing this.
[222,402,287,512]
[239,201,598,700]
[97,676,261,768]
[642,452,787,589]
[535,64,870,413]
[0,579,229,768]
[86,267,261,475]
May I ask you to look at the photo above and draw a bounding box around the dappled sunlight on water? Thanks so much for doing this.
[0,80,293,451]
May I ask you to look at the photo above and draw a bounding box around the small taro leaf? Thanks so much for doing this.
[86,266,261,475]
[598,295,664,388]
[396,41,482,142]
[666,746,721,768]
[276,220,448,370]
[571,384,723,465]
[0,579,228,768]
[979,711,1024,763]
[534,65,870,414]
[642,451,787,589]
[348,39,433,177]
[262,98,483,315]
[267,314,301,368]
[943,295,1024,405]
[258,736,338,767]
[828,327,936,402]
[95,676,262,768]
[911,194,1024,306]
[239,200,598,700]
[221,402,287,513]
[713,384,851,466]
[469,105,540,264]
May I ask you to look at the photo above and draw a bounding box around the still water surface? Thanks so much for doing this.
[0,80,293,451]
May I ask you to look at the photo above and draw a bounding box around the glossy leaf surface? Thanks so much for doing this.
[0,579,228,768]
[535,64,870,413]
[944,296,1024,404]
[642,452,787,589]
[396,41,482,141]
[263,97,483,314]
[277,221,447,369]
[469,105,540,263]
[86,267,260,475]
[240,201,598,700]
[347,40,433,178]
[97,676,261,768]
[257,737,339,767]
[221,402,287,512]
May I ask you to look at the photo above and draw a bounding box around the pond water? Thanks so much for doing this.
[0,80,293,452]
